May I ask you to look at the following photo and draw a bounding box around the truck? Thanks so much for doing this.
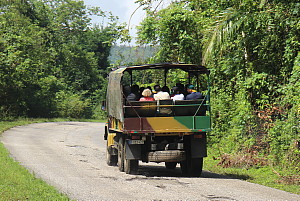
[104,63,211,176]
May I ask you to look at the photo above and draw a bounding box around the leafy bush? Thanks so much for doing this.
[55,91,92,119]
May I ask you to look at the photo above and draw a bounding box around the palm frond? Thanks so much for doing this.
[202,7,245,65]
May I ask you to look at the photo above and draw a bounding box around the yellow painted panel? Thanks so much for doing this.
[107,133,116,147]
[147,117,190,133]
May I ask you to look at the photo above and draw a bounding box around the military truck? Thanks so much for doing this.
[104,63,211,176]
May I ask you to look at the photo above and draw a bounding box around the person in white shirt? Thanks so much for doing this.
[171,86,184,101]
[153,85,170,100]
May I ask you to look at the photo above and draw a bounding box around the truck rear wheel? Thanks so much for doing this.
[124,140,139,174]
[106,148,117,166]
[180,157,203,177]
[117,137,124,172]
[165,162,177,169]
[124,159,138,174]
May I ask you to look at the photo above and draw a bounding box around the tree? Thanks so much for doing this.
[137,2,203,64]
[0,0,128,118]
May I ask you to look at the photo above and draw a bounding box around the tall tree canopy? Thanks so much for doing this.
[0,0,128,118]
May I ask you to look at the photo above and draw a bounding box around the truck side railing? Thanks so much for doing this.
[124,99,208,118]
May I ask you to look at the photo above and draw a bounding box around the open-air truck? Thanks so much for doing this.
[104,63,211,176]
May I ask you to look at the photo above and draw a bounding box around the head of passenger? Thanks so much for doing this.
[123,85,131,97]
[142,89,152,97]
[176,83,184,91]
[154,85,161,93]
[126,84,140,101]
[173,86,181,94]
[162,86,170,94]
[131,84,139,93]
[139,89,155,101]
[187,84,195,93]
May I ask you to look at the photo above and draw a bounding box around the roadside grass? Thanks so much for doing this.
[0,118,104,200]
[204,149,300,195]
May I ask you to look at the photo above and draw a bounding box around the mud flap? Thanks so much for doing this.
[125,140,142,160]
[104,125,108,140]
[191,134,207,158]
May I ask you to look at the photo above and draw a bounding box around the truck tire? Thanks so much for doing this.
[106,148,117,166]
[124,159,138,174]
[117,137,124,172]
[124,141,139,174]
[180,157,203,177]
[165,162,177,169]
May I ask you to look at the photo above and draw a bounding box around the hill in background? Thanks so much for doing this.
[109,45,157,66]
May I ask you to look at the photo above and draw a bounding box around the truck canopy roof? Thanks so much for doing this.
[106,63,209,122]
[123,63,208,73]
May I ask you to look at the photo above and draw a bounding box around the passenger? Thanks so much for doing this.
[139,89,155,101]
[127,84,140,101]
[153,85,170,100]
[185,84,204,100]
[176,83,184,92]
[123,85,131,97]
[162,86,170,94]
[171,87,184,101]
[152,84,160,94]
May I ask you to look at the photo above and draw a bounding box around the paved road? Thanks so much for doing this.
[1,122,299,201]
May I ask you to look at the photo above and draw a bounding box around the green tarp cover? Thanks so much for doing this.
[107,68,126,122]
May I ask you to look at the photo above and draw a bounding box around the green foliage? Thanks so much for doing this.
[137,2,203,63]
[0,0,128,119]
[137,0,300,179]
[55,90,92,119]
[267,53,300,173]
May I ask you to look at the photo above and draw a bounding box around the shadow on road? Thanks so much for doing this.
[136,163,252,180]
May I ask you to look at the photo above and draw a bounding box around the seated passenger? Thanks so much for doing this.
[127,84,140,101]
[139,89,155,101]
[152,84,160,94]
[162,86,170,94]
[185,84,204,100]
[153,85,170,100]
[171,87,184,101]
[147,86,154,97]
[123,85,131,97]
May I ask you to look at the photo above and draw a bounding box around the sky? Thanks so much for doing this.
[83,0,172,45]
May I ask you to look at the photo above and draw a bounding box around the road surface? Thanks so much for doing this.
[1,122,299,200]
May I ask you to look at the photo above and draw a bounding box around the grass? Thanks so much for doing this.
[204,148,300,195]
[0,118,104,201]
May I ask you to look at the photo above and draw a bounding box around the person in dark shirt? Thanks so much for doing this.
[185,84,204,100]
[127,84,140,101]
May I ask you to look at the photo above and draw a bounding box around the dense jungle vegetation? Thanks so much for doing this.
[136,0,300,182]
[0,0,129,119]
